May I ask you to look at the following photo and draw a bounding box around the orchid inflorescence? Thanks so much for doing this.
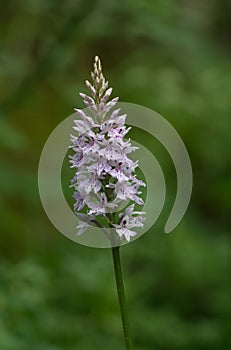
[69,56,146,242]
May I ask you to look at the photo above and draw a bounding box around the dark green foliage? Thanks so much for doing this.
[0,0,230,349]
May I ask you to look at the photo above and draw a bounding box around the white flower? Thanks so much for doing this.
[70,56,146,241]
[76,221,89,236]
[86,193,117,215]
[113,205,146,241]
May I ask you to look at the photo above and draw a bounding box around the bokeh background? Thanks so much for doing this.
[0,1,230,349]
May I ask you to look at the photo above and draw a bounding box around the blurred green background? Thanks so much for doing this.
[0,0,230,349]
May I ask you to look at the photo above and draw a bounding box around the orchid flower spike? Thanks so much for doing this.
[69,56,146,242]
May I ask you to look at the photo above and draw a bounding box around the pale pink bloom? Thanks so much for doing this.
[70,56,145,241]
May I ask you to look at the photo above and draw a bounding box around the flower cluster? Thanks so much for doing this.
[69,56,145,242]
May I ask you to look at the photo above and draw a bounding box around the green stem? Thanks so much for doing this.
[112,246,133,350]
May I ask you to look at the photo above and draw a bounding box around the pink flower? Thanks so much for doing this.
[70,56,145,242]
